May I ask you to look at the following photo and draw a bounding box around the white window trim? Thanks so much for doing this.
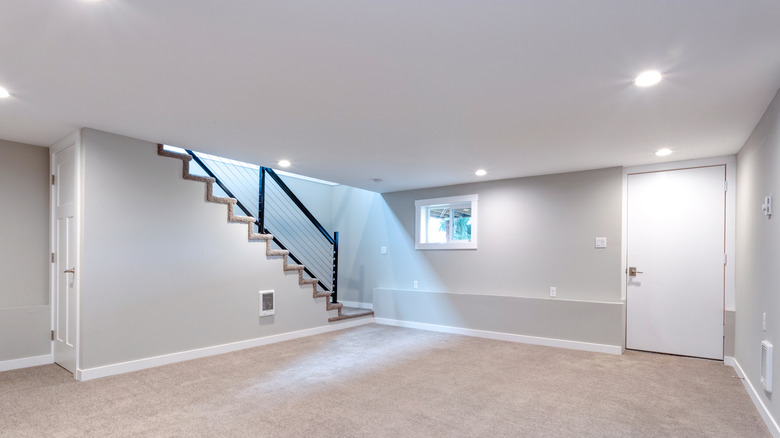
[415,194,478,250]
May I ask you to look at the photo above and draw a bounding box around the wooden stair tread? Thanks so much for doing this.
[329,307,374,322]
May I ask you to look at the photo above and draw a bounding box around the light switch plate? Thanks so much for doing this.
[595,237,607,248]
[380,246,387,255]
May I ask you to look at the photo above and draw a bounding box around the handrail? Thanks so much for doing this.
[187,150,257,223]
[264,168,335,245]
[183,147,337,301]
[266,230,329,292]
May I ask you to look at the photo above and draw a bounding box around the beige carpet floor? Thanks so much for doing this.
[0,324,770,437]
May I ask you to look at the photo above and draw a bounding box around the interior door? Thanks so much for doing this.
[626,165,725,360]
[53,141,79,373]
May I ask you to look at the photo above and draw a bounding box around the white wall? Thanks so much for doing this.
[0,139,50,363]
[79,129,341,370]
[736,89,780,429]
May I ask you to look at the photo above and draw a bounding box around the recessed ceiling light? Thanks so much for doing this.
[655,148,673,157]
[635,70,663,87]
[0,86,10,98]
[277,159,291,168]
[475,169,487,176]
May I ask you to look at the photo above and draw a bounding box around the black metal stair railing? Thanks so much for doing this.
[181,148,339,303]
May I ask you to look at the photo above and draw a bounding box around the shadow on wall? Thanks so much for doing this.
[331,186,445,304]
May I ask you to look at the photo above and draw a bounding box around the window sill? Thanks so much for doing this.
[415,242,477,250]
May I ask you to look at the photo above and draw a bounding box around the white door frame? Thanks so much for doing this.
[621,155,736,349]
[50,130,82,377]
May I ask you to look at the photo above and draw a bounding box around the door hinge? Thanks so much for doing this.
[724,180,728,192]
[51,252,55,263]
[723,326,726,337]
[51,175,55,185]
[724,253,727,265]
[51,330,55,341]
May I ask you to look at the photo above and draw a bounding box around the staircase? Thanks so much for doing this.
[157,144,373,322]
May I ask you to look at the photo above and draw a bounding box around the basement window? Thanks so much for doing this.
[415,194,478,250]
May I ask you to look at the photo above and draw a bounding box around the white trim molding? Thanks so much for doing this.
[77,317,374,381]
[374,317,622,355]
[0,354,54,372]
[727,356,780,437]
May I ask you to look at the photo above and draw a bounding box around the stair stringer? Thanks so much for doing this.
[156,144,360,319]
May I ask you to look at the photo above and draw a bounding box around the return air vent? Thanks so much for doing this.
[761,340,773,393]
[259,290,275,317]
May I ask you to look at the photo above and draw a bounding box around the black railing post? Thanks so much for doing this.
[332,231,339,304]
[258,167,266,233]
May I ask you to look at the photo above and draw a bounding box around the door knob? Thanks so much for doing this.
[628,266,643,277]
[64,268,75,274]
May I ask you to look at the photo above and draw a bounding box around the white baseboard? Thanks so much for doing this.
[374,318,622,355]
[0,353,53,372]
[727,357,780,437]
[77,318,373,381]
[338,300,373,310]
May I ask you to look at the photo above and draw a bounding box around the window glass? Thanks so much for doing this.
[415,195,478,250]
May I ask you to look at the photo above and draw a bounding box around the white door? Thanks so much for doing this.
[52,140,79,373]
[626,165,725,360]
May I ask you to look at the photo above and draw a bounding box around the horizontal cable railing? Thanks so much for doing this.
[264,172,334,291]
[167,146,338,301]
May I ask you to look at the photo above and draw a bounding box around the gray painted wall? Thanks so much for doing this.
[725,309,736,358]
[0,139,49,307]
[79,129,340,369]
[278,174,334,233]
[0,139,50,363]
[736,89,780,424]
[374,289,624,347]
[334,167,624,304]
[0,306,50,361]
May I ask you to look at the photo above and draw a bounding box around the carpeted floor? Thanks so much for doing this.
[0,324,770,437]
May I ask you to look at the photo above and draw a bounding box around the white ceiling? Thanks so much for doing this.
[2,1,780,193]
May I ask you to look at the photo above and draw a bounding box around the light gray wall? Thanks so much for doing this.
[725,309,736,358]
[278,174,334,233]
[736,89,780,424]
[334,167,623,304]
[79,129,340,370]
[374,289,624,347]
[0,139,50,363]
[0,306,50,361]
[0,139,49,307]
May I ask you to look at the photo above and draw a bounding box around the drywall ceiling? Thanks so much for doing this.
[2,1,780,193]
